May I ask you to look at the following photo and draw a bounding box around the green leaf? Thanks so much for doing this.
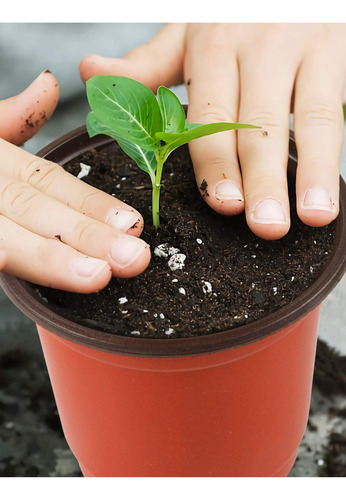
[87,112,157,183]
[116,139,157,184]
[86,75,163,150]
[157,86,186,133]
[156,122,260,155]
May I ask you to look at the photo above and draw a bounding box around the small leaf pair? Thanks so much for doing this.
[86,75,258,228]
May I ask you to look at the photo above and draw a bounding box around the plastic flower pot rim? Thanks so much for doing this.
[0,127,345,358]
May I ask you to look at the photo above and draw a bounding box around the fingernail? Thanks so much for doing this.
[214,180,244,201]
[106,208,141,232]
[251,198,289,225]
[71,255,109,279]
[302,187,336,213]
[111,236,147,268]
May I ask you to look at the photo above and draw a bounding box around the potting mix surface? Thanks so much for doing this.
[34,142,335,339]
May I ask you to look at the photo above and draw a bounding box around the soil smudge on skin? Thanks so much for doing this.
[199,178,210,198]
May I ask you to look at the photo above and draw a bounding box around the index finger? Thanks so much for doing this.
[0,139,144,235]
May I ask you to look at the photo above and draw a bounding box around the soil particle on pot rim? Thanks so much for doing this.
[34,142,336,339]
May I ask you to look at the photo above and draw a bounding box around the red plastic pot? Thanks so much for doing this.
[1,127,345,477]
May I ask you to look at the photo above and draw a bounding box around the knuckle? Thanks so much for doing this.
[257,24,289,46]
[74,190,103,214]
[73,218,102,249]
[191,24,230,54]
[241,110,282,129]
[21,157,62,190]
[1,180,39,219]
[193,105,237,125]
[300,102,342,126]
[207,156,238,172]
[239,110,284,141]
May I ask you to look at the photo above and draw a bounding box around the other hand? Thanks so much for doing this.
[80,23,346,240]
[0,71,150,292]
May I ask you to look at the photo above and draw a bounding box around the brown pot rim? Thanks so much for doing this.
[1,126,345,358]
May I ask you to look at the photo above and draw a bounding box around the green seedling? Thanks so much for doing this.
[86,75,259,228]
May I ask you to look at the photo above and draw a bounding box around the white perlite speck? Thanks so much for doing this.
[154,243,186,271]
[118,297,128,304]
[154,243,180,258]
[178,287,186,295]
[196,238,203,244]
[77,163,91,179]
[201,280,213,294]
[130,331,140,336]
[165,328,174,335]
[168,253,186,271]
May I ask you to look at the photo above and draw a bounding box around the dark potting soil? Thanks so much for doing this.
[35,142,336,339]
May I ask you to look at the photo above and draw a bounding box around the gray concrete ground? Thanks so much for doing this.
[0,24,345,477]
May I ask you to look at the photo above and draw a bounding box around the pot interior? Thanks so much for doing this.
[0,127,345,357]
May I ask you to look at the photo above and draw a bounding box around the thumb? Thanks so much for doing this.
[0,70,59,146]
[79,23,187,92]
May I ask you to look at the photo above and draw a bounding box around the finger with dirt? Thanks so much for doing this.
[0,70,59,146]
